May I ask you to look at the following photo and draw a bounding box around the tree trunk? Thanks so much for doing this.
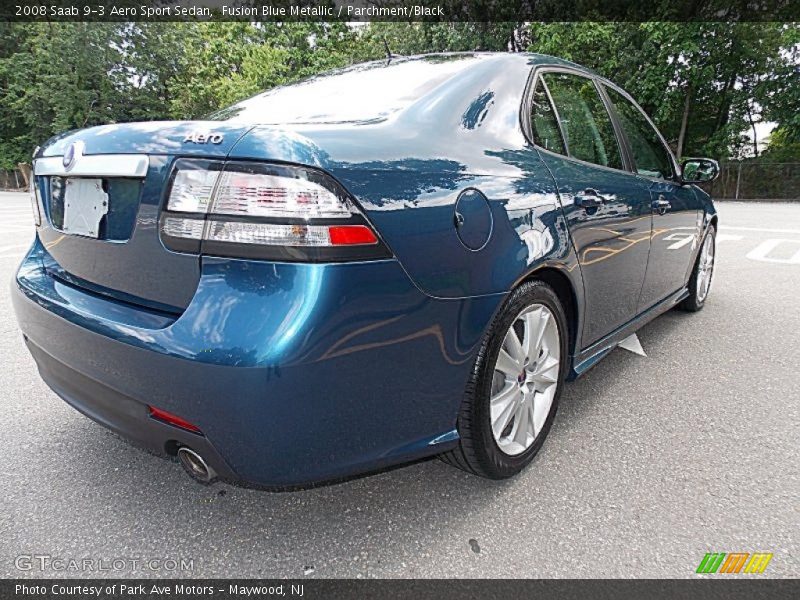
[17,163,32,188]
[746,102,759,158]
[714,73,737,133]
[509,28,519,52]
[676,83,692,161]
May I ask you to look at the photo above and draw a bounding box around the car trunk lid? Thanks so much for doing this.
[34,122,255,312]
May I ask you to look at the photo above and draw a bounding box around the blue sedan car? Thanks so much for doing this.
[13,53,718,488]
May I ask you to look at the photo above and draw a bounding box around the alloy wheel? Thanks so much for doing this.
[490,304,561,456]
[696,232,715,303]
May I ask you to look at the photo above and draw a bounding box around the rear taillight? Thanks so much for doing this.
[160,160,389,262]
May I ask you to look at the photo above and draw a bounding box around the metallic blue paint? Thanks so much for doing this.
[15,53,716,487]
[14,239,503,486]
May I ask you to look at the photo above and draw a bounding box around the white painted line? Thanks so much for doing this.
[664,233,696,250]
[746,239,800,264]
[717,234,744,243]
[721,225,800,235]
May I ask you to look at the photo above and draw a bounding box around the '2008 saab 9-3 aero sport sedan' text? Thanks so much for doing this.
[13,53,719,488]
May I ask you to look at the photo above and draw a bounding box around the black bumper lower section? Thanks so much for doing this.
[25,337,239,482]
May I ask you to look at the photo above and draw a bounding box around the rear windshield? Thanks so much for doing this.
[209,56,480,125]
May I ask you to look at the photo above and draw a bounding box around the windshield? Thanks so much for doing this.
[209,55,481,124]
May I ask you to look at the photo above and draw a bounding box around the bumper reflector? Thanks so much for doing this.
[148,405,203,434]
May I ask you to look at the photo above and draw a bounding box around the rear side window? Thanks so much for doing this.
[606,87,674,180]
[543,72,623,170]
[530,78,566,154]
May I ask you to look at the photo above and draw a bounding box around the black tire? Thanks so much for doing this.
[441,280,569,479]
[680,225,716,312]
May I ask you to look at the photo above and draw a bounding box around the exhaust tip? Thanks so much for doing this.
[177,447,217,484]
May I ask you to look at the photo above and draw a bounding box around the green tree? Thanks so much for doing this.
[1,22,797,169]
[0,23,127,168]
[528,22,798,161]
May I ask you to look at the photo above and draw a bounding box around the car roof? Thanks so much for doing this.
[388,51,598,77]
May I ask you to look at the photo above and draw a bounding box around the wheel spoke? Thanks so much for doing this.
[491,382,518,408]
[528,398,538,438]
[495,348,521,378]
[509,399,530,447]
[491,390,518,439]
[534,355,559,384]
[532,387,553,435]
[524,308,548,360]
[503,327,525,363]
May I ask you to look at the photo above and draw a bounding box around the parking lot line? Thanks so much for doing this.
[720,225,800,235]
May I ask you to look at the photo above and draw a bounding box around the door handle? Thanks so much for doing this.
[652,196,671,215]
[575,189,605,210]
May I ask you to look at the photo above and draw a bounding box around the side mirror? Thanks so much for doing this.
[680,158,720,184]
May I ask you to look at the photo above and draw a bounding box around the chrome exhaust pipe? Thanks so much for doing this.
[177,447,217,484]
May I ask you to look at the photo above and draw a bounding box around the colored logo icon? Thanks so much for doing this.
[696,552,773,574]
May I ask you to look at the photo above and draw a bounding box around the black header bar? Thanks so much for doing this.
[3,1,799,22]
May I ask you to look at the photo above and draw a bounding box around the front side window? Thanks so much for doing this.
[543,72,623,170]
[606,87,674,180]
[530,78,566,155]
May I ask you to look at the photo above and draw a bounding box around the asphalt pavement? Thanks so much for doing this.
[0,191,797,578]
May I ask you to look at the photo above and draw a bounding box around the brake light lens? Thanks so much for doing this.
[206,222,377,247]
[160,160,389,262]
[328,225,379,245]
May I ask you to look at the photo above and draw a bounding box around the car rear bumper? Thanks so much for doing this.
[23,336,239,482]
[13,239,503,488]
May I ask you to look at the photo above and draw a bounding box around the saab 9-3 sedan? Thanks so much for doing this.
[13,53,719,488]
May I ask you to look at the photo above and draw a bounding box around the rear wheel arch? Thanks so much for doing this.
[442,277,570,478]
[519,267,580,360]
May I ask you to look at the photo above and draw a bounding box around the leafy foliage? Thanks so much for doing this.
[528,22,799,160]
[0,21,797,170]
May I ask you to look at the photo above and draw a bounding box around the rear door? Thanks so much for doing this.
[602,85,702,310]
[531,70,653,347]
